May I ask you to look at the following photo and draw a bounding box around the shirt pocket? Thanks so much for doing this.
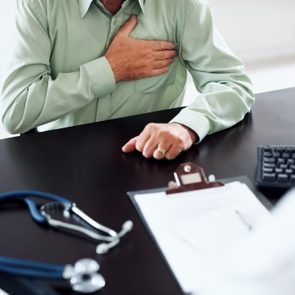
[134,61,177,94]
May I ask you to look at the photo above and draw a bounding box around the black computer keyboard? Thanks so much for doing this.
[256,145,295,190]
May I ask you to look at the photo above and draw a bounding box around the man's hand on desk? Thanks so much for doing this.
[122,123,197,160]
[105,15,177,81]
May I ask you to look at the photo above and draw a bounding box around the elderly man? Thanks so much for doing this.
[0,0,254,160]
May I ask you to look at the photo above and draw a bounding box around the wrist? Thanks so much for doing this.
[105,54,121,82]
[171,123,198,144]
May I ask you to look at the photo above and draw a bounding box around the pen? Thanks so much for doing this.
[235,210,253,231]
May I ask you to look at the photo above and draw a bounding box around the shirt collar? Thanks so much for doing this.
[78,0,92,18]
[138,0,145,13]
[78,0,146,18]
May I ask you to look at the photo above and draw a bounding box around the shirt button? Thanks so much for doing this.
[112,19,118,26]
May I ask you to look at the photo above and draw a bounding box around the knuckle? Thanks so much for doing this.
[145,123,156,131]
[158,129,168,138]
[175,138,184,148]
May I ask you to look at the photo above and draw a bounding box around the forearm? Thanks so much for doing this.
[1,57,116,134]
[0,0,118,134]
[171,78,254,142]
[173,0,254,142]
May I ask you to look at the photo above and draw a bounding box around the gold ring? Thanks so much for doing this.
[156,148,166,156]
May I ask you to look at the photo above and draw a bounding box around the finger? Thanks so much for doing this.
[152,58,175,69]
[164,145,183,160]
[135,132,151,153]
[153,49,177,61]
[122,136,139,153]
[119,15,137,36]
[140,64,171,77]
[136,123,159,153]
[153,143,172,160]
[141,137,159,158]
[153,149,165,160]
[150,40,176,51]
[153,147,168,160]
[148,67,170,77]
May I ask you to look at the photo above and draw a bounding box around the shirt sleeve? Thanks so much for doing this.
[0,0,116,134]
[170,0,255,142]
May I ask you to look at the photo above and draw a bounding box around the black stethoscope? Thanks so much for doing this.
[0,190,133,293]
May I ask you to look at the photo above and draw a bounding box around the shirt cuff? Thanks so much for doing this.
[170,108,211,143]
[81,57,116,98]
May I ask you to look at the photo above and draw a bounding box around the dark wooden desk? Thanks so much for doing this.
[0,87,294,294]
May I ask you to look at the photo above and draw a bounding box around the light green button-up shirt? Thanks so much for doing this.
[0,0,254,141]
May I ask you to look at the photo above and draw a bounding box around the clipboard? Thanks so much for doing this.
[128,162,273,294]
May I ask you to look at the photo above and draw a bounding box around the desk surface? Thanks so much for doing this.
[0,87,294,295]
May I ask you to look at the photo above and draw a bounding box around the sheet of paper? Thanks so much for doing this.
[134,182,272,294]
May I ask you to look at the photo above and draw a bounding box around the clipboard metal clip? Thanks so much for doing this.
[166,162,224,195]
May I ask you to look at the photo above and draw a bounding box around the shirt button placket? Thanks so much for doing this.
[106,17,119,47]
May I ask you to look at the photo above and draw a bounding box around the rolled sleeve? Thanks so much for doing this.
[81,56,116,98]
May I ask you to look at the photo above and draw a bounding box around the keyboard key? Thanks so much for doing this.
[277,158,285,164]
[262,173,276,181]
[263,157,275,163]
[263,167,274,173]
[263,163,276,168]
[277,174,289,182]
[285,169,293,175]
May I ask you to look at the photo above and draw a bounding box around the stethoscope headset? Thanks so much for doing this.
[0,190,133,293]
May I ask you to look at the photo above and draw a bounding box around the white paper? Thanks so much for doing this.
[134,182,272,294]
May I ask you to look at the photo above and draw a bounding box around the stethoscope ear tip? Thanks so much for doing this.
[96,220,134,255]
[96,243,111,255]
[123,220,134,232]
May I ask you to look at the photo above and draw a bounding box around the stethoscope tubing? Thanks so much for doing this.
[0,190,132,292]
[0,256,64,280]
[0,190,72,223]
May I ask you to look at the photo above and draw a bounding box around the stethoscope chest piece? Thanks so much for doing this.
[66,259,105,293]
[0,190,133,293]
